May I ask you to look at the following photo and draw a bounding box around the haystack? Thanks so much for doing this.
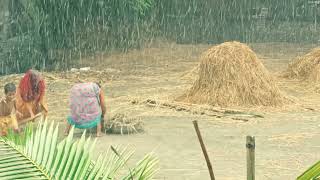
[178,41,286,107]
[284,48,320,82]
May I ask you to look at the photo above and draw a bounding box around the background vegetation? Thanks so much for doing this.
[1,0,320,74]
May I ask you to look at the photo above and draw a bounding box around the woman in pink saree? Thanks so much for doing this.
[65,82,106,137]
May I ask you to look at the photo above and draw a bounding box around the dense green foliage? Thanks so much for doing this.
[1,0,320,74]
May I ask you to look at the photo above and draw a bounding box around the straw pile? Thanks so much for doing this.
[178,41,286,107]
[284,48,320,82]
[105,113,143,135]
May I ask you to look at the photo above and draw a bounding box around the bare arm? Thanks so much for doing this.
[11,99,17,115]
[14,88,26,117]
[99,90,106,117]
[14,105,23,117]
[39,95,48,113]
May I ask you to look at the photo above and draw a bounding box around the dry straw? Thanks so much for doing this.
[284,47,320,83]
[178,41,286,107]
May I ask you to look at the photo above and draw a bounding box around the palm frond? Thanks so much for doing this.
[122,153,159,180]
[297,160,320,180]
[0,120,158,180]
[0,139,49,179]
[4,122,33,146]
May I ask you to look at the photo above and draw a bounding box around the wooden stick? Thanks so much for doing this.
[246,136,255,180]
[193,120,215,180]
[18,113,42,125]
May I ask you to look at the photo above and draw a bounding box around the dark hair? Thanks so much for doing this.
[95,81,102,88]
[4,83,16,94]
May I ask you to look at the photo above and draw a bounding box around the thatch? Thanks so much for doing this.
[284,48,320,83]
[177,41,286,107]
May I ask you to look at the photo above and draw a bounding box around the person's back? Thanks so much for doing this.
[65,82,106,137]
[69,82,102,128]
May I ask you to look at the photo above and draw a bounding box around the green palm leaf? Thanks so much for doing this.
[122,153,159,180]
[0,120,158,180]
[297,161,320,180]
[0,140,49,179]
[5,122,33,146]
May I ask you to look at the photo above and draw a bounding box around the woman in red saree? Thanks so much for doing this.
[16,69,48,124]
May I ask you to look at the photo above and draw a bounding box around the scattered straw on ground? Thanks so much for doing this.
[131,98,264,122]
[284,47,320,83]
[177,41,287,107]
[105,113,143,135]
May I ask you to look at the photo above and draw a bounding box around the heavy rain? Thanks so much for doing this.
[0,0,320,179]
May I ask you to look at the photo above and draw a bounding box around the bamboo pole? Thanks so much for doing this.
[193,120,215,180]
[246,136,255,180]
